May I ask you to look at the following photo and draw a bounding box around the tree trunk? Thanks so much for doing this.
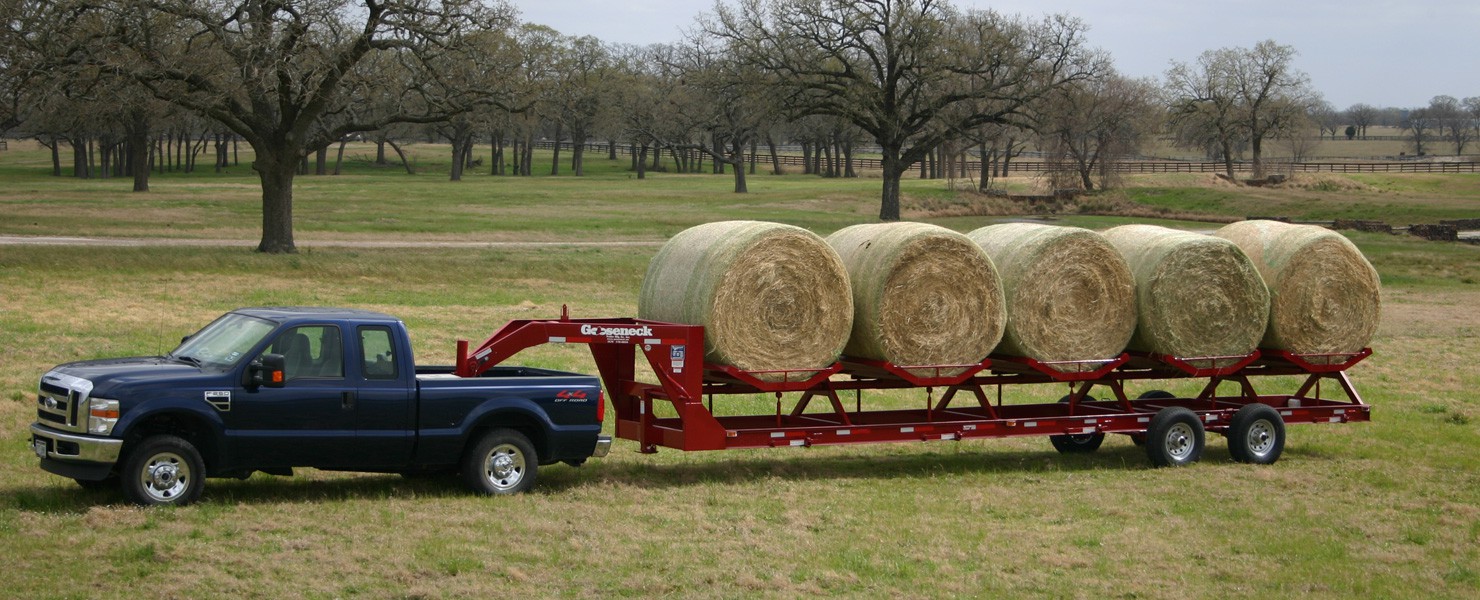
[315,146,329,176]
[713,134,724,175]
[880,147,904,221]
[731,139,747,193]
[801,142,812,175]
[550,122,563,176]
[48,138,61,176]
[572,134,585,176]
[629,143,637,171]
[843,138,856,178]
[608,140,617,160]
[749,140,757,175]
[978,142,992,191]
[637,145,648,179]
[387,140,414,175]
[450,133,466,181]
[376,140,387,165]
[767,135,783,175]
[333,139,349,175]
[127,113,150,192]
[1220,138,1236,182]
[254,154,299,254]
[98,135,112,179]
[1250,135,1264,179]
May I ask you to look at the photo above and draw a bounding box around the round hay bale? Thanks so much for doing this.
[825,222,1005,370]
[1102,225,1269,364]
[968,223,1136,370]
[638,221,853,377]
[1214,220,1380,358]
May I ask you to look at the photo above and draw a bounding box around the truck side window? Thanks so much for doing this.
[360,326,398,380]
[268,325,344,380]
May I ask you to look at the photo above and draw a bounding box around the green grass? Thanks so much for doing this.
[0,142,1477,598]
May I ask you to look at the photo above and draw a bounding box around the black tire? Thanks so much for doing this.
[1049,394,1105,454]
[461,428,538,495]
[1145,407,1205,468]
[1129,391,1176,446]
[1227,403,1285,464]
[121,435,206,506]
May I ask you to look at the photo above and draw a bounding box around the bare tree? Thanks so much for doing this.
[1166,50,1243,180]
[1346,103,1377,139]
[706,0,1102,220]
[1041,74,1158,191]
[1167,40,1315,179]
[1428,95,1473,155]
[25,0,516,253]
[1403,108,1432,156]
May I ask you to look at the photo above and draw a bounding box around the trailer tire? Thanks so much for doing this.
[462,428,538,496]
[1145,407,1204,467]
[1128,391,1177,446]
[1227,403,1285,464]
[121,435,205,506]
[1049,394,1105,453]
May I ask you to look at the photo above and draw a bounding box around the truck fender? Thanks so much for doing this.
[114,401,227,473]
[460,399,557,461]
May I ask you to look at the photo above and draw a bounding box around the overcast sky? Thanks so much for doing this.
[518,0,1480,110]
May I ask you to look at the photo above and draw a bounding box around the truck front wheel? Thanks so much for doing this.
[462,428,538,495]
[122,435,205,506]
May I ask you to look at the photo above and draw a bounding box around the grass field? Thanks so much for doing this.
[1,142,1478,598]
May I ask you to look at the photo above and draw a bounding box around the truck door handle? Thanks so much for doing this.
[342,391,356,410]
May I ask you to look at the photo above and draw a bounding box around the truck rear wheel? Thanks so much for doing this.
[462,428,538,495]
[1145,407,1204,468]
[121,435,205,506]
[1227,403,1285,464]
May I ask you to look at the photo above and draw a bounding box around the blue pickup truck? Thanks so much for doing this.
[29,307,610,506]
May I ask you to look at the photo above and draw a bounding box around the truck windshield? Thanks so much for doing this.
[168,313,277,370]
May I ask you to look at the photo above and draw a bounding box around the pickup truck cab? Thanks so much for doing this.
[30,307,610,506]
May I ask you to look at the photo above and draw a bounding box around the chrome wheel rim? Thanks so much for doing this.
[1164,422,1195,461]
[1246,419,1276,457]
[482,444,526,491]
[139,451,190,502]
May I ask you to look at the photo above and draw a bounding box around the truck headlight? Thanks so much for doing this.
[88,398,120,435]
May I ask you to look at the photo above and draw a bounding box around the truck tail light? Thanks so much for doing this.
[596,390,605,423]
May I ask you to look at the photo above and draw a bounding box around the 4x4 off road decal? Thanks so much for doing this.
[204,390,231,411]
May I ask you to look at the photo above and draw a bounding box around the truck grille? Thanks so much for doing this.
[37,372,90,433]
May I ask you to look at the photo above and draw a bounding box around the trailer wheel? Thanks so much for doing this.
[1128,391,1177,446]
[1145,407,1204,468]
[462,428,538,496]
[121,435,206,506]
[1227,403,1285,464]
[1049,394,1105,453]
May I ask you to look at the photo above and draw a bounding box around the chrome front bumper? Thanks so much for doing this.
[30,423,123,464]
[592,435,613,458]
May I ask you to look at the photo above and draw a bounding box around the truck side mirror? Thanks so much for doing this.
[247,353,287,389]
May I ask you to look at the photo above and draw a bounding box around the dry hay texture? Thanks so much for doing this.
[1214,220,1380,358]
[826,223,1005,371]
[638,221,853,377]
[1102,225,1270,364]
[968,223,1137,370]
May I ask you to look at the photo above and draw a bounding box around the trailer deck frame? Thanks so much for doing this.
[456,310,1370,461]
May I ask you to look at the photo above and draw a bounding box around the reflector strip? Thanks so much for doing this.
[790,439,805,446]
[770,432,785,438]
[837,429,851,436]
[1024,421,1037,428]
[900,427,914,433]
[549,337,566,343]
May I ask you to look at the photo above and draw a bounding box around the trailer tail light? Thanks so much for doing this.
[596,390,605,423]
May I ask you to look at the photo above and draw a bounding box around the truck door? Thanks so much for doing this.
[228,324,357,468]
[352,325,416,465]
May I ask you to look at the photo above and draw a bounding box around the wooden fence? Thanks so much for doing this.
[532,141,1480,175]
